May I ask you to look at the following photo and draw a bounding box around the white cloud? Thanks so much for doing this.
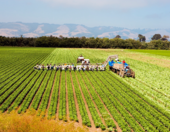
[41,0,170,9]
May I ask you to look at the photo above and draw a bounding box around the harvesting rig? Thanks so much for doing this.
[34,54,135,78]
[105,55,135,78]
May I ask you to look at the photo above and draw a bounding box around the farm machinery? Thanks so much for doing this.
[34,54,135,78]
[105,55,135,78]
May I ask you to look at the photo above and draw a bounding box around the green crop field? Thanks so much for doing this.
[129,49,170,57]
[0,47,170,132]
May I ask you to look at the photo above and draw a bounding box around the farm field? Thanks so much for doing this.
[130,49,170,57]
[0,47,170,132]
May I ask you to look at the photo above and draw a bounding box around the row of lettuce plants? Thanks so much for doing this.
[66,71,78,121]
[108,71,170,119]
[0,62,36,93]
[0,54,42,83]
[125,77,170,109]
[80,71,116,129]
[105,71,170,130]
[76,72,105,129]
[37,71,56,117]
[97,71,168,131]
[0,55,45,88]
[30,71,52,110]
[0,69,34,104]
[0,71,37,112]
[18,71,47,113]
[85,72,131,132]
[86,72,135,132]
[71,72,91,127]
[48,71,60,119]
[58,71,67,121]
[7,71,43,112]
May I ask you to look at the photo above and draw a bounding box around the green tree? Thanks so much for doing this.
[115,35,121,38]
[151,34,161,40]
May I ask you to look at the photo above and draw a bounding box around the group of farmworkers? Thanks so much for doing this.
[34,64,105,71]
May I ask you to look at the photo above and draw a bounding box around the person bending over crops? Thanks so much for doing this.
[56,66,59,71]
[38,64,42,70]
[122,60,125,68]
[34,64,39,70]
[69,65,71,71]
[47,64,50,70]
[74,66,76,72]
[125,66,129,73]
[64,66,66,72]
[60,65,62,71]
[42,64,45,71]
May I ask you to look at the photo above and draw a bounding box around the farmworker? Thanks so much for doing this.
[74,66,76,72]
[122,60,125,68]
[38,64,42,70]
[83,66,85,72]
[87,66,89,71]
[56,65,59,71]
[47,64,50,70]
[69,65,71,72]
[65,66,68,72]
[96,65,98,71]
[125,66,129,73]
[60,65,62,71]
[51,65,54,70]
[79,67,81,72]
[34,64,39,70]
[42,64,45,71]
[115,58,119,62]
[53,64,56,70]
[89,66,91,71]
[50,64,52,69]
[92,65,95,71]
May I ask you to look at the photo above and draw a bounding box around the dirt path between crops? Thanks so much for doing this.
[95,72,145,131]
[56,72,62,119]
[28,72,47,109]
[6,71,42,113]
[84,72,122,132]
[46,71,57,117]
[0,70,34,108]
[136,78,170,99]
[126,79,169,108]
[80,72,107,128]
[65,72,70,122]
[107,72,170,121]
[37,71,52,112]
[70,72,82,126]
[75,72,97,132]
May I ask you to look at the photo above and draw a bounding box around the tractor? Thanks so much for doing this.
[77,55,90,65]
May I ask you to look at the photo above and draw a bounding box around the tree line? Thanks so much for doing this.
[0,34,170,49]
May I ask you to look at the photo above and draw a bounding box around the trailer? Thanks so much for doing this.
[109,62,135,78]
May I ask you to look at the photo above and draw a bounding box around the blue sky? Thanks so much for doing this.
[1,0,170,29]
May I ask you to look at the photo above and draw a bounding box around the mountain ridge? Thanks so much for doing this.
[0,22,170,41]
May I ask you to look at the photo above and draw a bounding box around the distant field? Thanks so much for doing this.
[1,47,170,132]
[129,49,170,57]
